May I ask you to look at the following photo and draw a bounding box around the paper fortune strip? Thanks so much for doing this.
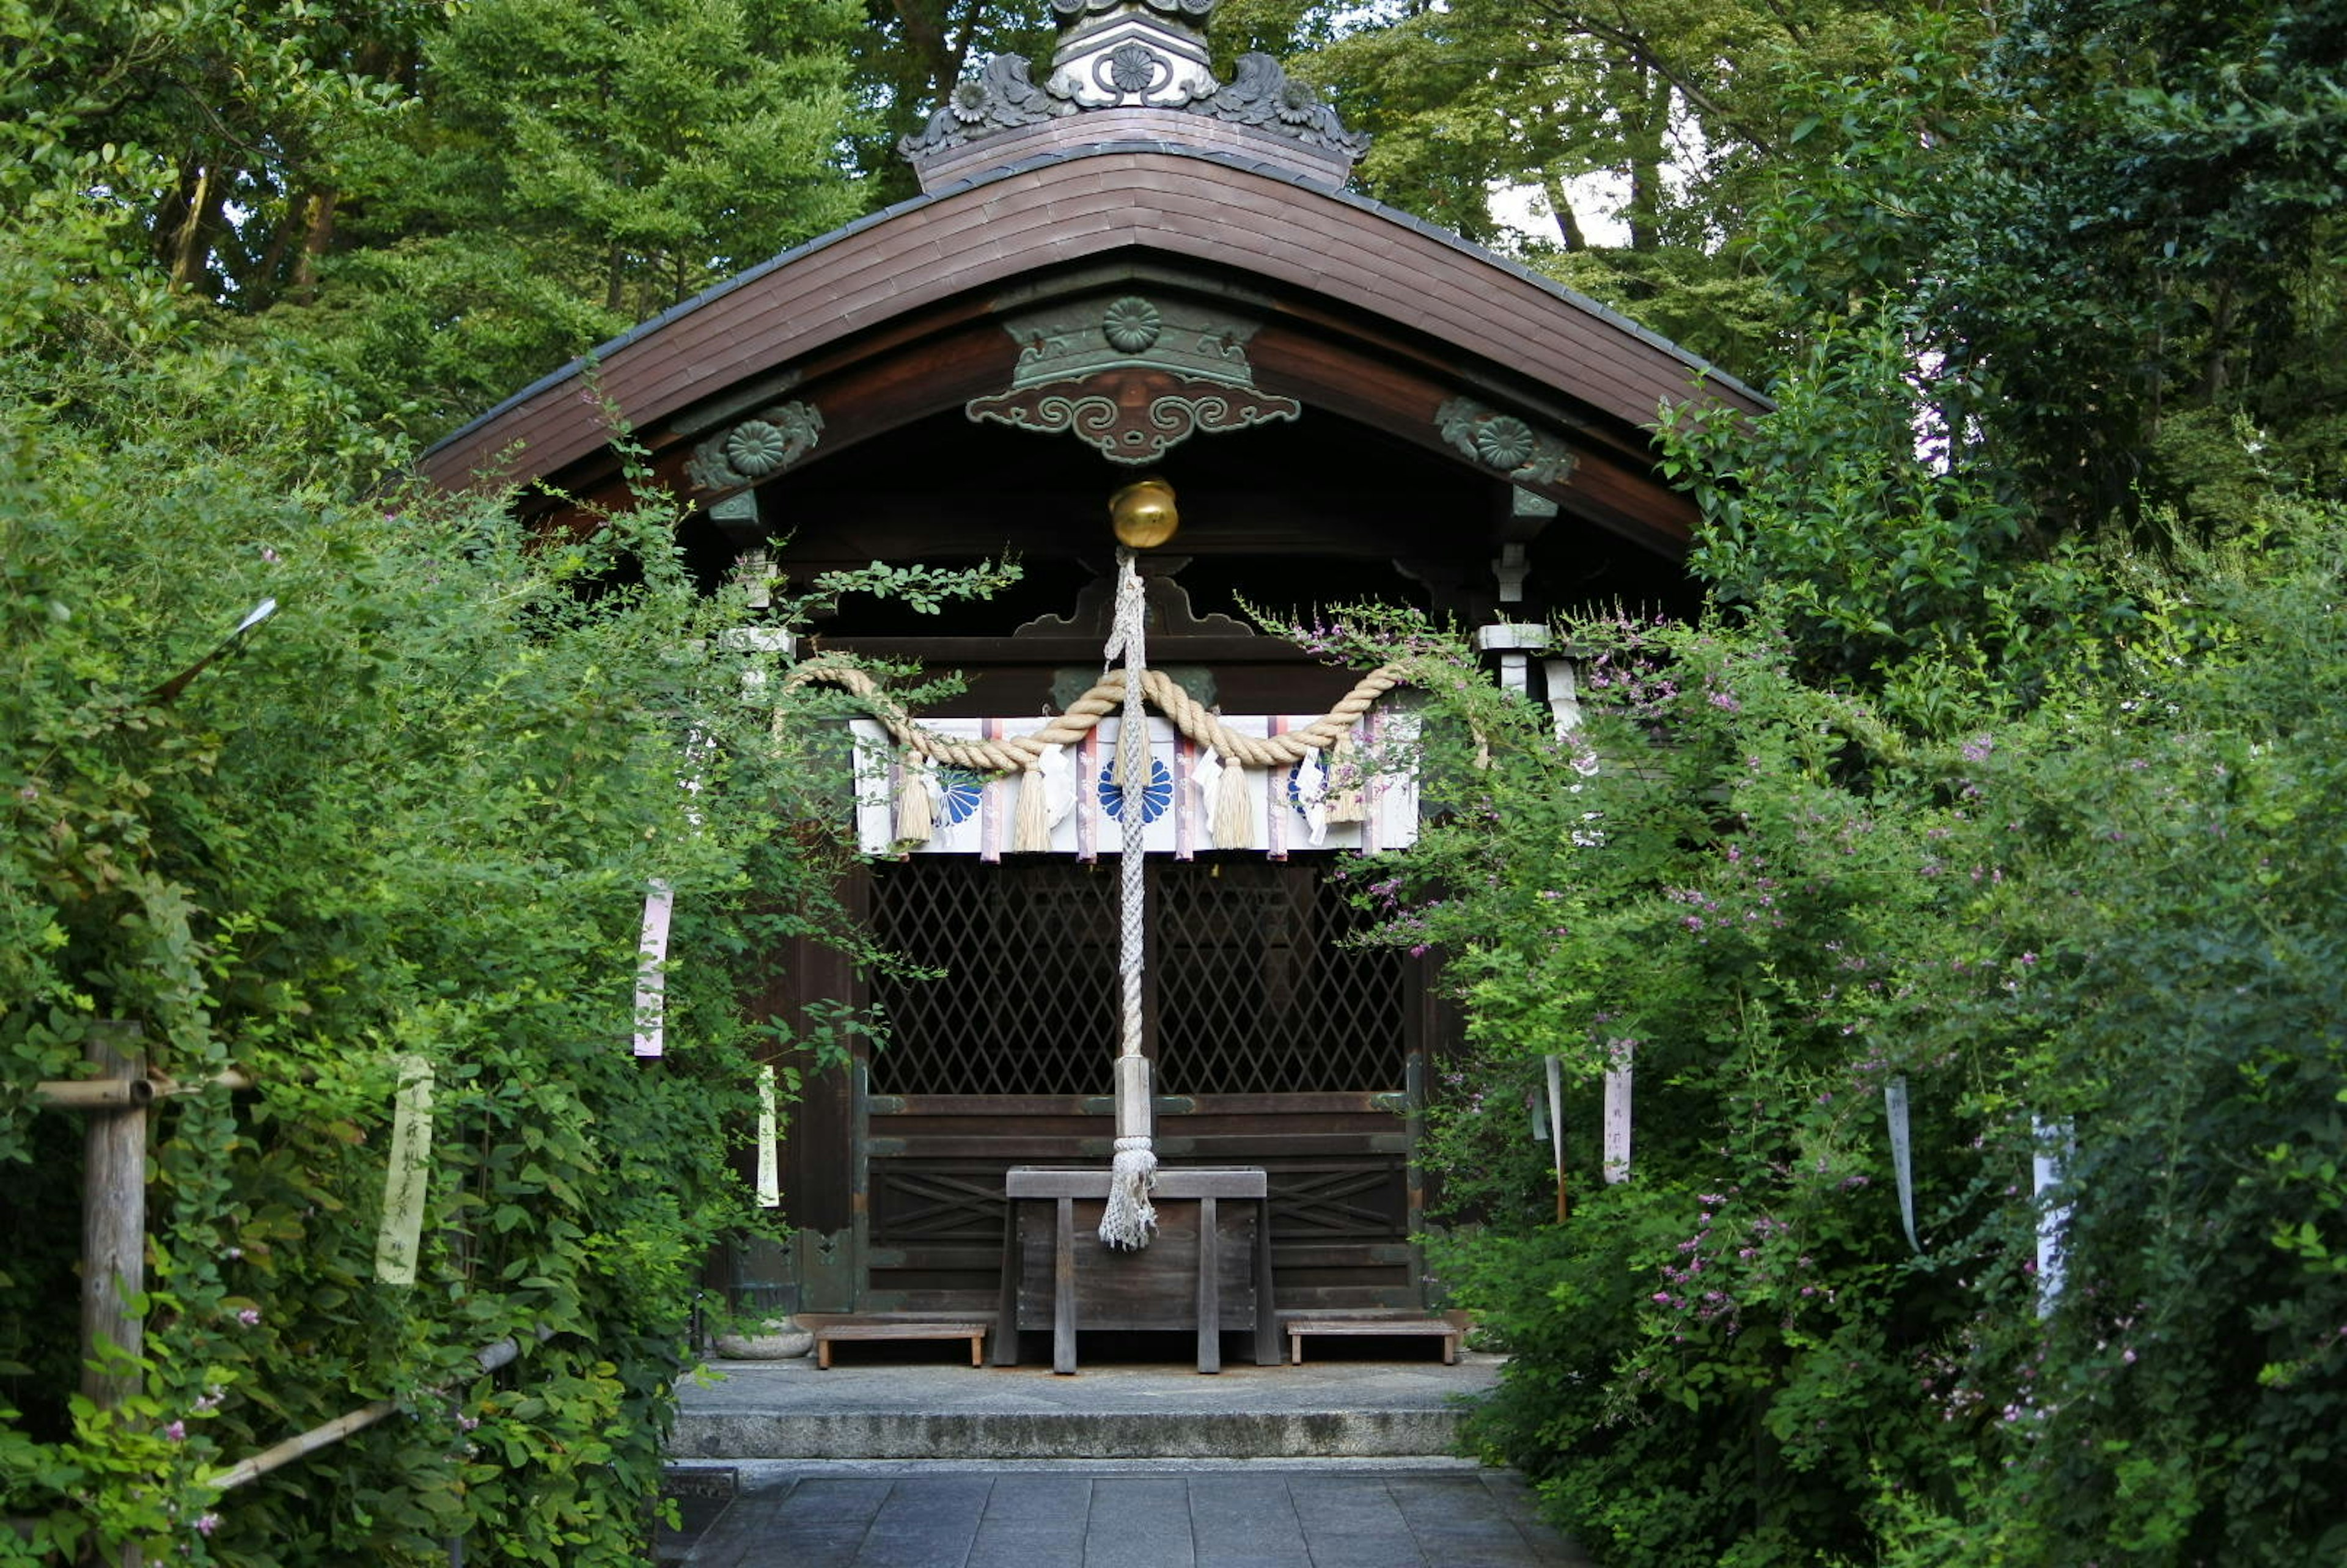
[757,1065,781,1209]
[375,1055,435,1286]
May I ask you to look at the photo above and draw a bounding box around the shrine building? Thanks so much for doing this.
[421,0,1765,1345]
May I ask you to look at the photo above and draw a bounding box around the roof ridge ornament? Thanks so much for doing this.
[1051,0,1216,17]
[897,0,1367,178]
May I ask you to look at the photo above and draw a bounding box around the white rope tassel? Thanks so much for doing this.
[1098,551,1158,1250]
[1012,761,1054,852]
[1210,753,1253,847]
[1102,1060,1158,1250]
[894,750,935,844]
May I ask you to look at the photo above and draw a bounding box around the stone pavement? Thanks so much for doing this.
[667,1459,1596,1568]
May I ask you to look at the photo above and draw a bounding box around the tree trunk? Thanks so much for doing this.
[165,159,227,291]
[1625,69,1669,254]
[1542,175,1589,251]
[891,1,958,101]
[292,189,339,306]
[2198,276,2236,400]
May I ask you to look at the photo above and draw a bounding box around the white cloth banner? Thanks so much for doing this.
[852,714,1419,857]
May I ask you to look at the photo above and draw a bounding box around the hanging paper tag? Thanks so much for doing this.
[757,1065,781,1209]
[1544,1055,1567,1221]
[2033,1115,2073,1316]
[1602,1041,1634,1184]
[375,1055,434,1286]
[1886,1075,1920,1253]
[634,879,674,1058]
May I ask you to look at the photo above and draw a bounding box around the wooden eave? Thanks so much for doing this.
[420,142,1768,557]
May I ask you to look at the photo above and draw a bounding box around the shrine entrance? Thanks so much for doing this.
[421,0,1765,1339]
[859,854,1423,1317]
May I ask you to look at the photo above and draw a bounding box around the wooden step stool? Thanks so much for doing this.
[1283,1311,1471,1365]
[798,1314,990,1369]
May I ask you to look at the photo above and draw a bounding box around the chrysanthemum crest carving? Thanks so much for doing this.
[1438,397,1578,488]
[687,401,825,492]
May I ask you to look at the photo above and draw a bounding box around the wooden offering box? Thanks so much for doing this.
[998,1167,1277,1374]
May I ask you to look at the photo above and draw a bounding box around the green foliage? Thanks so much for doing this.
[302,0,868,436]
[1319,598,2023,1564]
[1660,321,2131,694]
[1340,502,2347,1563]
[0,304,933,1561]
[1,0,870,440]
[1754,1,2347,537]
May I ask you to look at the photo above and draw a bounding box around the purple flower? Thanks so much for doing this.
[235,1308,261,1327]
[164,1420,186,1442]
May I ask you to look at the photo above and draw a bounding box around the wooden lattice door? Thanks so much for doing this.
[858,854,1425,1313]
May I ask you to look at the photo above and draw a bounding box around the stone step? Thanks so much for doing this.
[669,1349,1497,1462]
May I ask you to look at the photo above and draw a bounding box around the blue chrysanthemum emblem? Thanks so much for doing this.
[935,766,985,827]
[1099,756,1174,824]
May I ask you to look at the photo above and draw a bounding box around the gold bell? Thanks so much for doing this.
[1109,477,1179,549]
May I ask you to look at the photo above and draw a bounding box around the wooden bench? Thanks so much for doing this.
[798,1316,990,1369]
[1284,1313,1469,1366]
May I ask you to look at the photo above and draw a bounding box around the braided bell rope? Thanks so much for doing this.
[780,657,1407,774]
[1100,551,1157,1250]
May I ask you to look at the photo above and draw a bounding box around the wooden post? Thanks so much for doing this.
[1194,1195,1221,1374]
[82,1023,147,1411]
[83,1021,147,1568]
[1052,1197,1078,1376]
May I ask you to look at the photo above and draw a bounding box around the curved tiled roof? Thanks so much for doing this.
[419,139,1765,518]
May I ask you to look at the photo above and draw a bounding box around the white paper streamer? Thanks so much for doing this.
[1039,742,1076,826]
[1294,751,1329,846]
[1191,747,1224,843]
[1887,1075,1920,1252]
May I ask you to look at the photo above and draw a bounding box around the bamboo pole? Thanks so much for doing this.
[204,1401,401,1493]
[34,1067,251,1108]
[1545,1055,1568,1224]
[34,1079,154,1111]
[203,1329,542,1493]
